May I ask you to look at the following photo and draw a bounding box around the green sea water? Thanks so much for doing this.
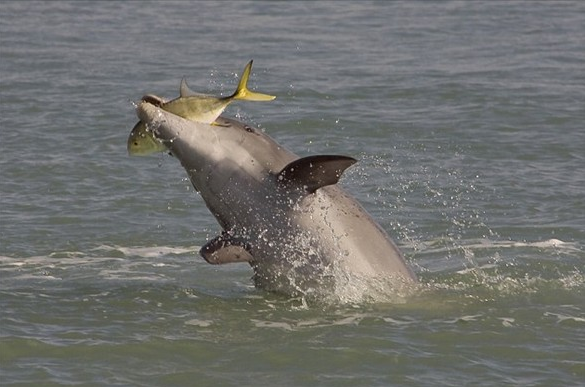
[1,1,584,385]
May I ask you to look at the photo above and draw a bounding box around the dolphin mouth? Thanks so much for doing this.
[136,100,163,124]
[141,94,165,107]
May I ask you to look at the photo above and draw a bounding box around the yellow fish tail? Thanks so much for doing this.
[232,60,276,102]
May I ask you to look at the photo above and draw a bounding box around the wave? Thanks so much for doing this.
[1,237,582,305]
[404,237,581,257]
[91,244,200,258]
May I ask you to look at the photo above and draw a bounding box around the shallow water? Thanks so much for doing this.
[1,1,584,385]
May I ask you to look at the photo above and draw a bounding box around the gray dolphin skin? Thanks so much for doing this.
[135,101,416,295]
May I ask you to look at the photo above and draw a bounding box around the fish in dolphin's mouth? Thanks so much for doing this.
[127,60,275,156]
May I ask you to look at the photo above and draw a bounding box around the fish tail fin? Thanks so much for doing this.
[232,60,276,101]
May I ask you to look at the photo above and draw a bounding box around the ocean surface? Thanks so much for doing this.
[1,1,584,386]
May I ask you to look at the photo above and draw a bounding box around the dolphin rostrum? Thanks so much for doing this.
[135,101,417,296]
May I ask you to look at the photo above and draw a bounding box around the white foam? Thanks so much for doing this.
[382,317,416,326]
[456,263,498,275]
[92,244,199,258]
[251,319,294,331]
[185,319,214,327]
[498,317,515,327]
[446,314,483,324]
[405,238,578,255]
[544,312,585,324]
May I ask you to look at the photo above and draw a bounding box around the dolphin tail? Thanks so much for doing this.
[231,60,276,102]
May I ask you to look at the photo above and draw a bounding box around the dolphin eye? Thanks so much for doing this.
[244,125,255,133]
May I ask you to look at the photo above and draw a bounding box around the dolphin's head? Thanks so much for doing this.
[136,101,296,194]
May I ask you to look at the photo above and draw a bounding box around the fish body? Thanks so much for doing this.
[164,59,275,124]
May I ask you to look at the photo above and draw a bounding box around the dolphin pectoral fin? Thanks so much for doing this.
[199,233,254,265]
[277,155,357,193]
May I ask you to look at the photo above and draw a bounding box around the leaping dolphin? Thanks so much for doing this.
[134,101,417,296]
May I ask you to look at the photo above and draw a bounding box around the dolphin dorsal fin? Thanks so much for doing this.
[277,155,357,193]
[179,77,197,97]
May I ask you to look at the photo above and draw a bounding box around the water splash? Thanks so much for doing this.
[1,236,581,307]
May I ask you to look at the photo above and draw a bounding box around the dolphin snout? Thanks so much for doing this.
[136,100,161,123]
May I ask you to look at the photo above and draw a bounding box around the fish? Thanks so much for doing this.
[127,60,275,156]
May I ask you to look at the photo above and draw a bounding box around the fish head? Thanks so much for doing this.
[127,95,168,156]
[127,120,168,156]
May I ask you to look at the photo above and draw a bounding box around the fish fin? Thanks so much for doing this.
[179,77,208,98]
[179,77,192,97]
[277,155,357,193]
[210,121,230,127]
[200,232,254,264]
[232,60,276,102]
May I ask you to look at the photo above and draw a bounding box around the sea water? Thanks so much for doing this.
[1,2,583,385]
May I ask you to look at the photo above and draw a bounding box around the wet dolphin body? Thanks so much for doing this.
[136,101,417,295]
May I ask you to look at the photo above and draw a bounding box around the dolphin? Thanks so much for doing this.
[135,101,417,296]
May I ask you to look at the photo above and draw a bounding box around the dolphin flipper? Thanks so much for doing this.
[277,155,357,193]
[200,232,254,264]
